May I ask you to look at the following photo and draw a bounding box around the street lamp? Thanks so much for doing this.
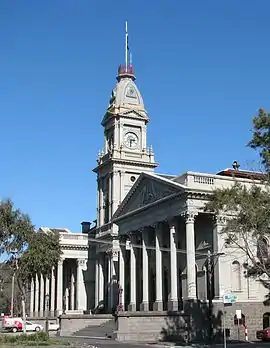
[45,294,50,333]
[206,251,225,342]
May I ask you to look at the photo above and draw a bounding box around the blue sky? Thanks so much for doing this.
[0,1,269,232]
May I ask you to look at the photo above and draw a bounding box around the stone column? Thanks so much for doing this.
[99,178,104,226]
[76,259,87,312]
[140,230,149,311]
[34,274,39,317]
[45,277,50,316]
[154,224,163,311]
[112,171,119,214]
[185,212,197,299]
[108,173,112,220]
[39,275,44,317]
[168,220,178,311]
[213,215,226,298]
[70,271,75,310]
[50,267,55,316]
[95,257,99,308]
[56,259,64,314]
[119,244,125,311]
[98,254,104,305]
[107,254,111,310]
[110,251,117,311]
[30,277,34,316]
[128,235,136,311]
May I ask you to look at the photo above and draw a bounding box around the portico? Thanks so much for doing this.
[29,228,89,317]
[94,171,223,313]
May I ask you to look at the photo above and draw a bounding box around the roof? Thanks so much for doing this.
[216,168,265,180]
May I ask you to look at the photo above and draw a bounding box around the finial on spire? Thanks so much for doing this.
[125,21,129,72]
[117,21,135,81]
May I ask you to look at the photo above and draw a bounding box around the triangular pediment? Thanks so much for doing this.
[121,109,149,120]
[101,109,149,126]
[113,172,186,220]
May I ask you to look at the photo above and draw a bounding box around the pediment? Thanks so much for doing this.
[113,172,186,220]
[101,109,149,126]
[121,109,149,121]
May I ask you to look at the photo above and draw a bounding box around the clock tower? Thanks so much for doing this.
[93,64,158,231]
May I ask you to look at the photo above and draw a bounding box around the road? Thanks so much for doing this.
[59,336,151,347]
[58,337,270,348]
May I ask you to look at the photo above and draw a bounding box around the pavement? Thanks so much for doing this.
[58,337,270,348]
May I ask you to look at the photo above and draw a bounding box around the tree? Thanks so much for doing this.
[248,108,270,173]
[206,109,270,301]
[0,199,62,321]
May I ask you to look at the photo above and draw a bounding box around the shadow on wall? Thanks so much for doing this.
[161,300,223,344]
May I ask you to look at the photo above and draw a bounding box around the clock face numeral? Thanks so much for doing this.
[124,132,139,149]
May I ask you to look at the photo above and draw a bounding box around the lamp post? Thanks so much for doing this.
[45,294,49,333]
[206,251,225,342]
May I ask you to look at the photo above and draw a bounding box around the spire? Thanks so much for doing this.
[117,21,135,81]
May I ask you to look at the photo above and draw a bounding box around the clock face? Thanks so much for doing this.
[124,132,139,149]
[126,85,137,99]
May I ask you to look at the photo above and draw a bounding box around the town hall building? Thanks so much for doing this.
[31,59,269,342]
[87,61,269,341]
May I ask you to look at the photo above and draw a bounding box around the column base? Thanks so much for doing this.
[140,302,149,311]
[168,300,178,312]
[153,301,163,311]
[128,303,136,311]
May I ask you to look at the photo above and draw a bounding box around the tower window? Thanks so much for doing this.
[130,176,136,183]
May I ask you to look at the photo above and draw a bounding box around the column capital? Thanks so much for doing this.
[106,249,119,261]
[76,258,87,269]
[213,214,227,226]
[58,258,65,265]
[182,211,198,223]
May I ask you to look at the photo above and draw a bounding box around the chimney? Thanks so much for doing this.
[81,221,91,234]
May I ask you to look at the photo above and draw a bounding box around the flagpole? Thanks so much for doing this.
[125,21,128,72]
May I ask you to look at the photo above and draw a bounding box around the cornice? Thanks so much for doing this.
[93,158,158,173]
[61,245,88,251]
[186,190,210,200]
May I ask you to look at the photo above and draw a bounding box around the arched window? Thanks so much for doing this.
[263,313,270,329]
[257,237,268,260]
[232,261,241,291]
[234,313,245,326]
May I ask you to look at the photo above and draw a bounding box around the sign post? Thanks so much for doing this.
[235,309,242,341]
[223,295,237,348]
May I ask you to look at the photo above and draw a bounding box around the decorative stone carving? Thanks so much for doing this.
[77,259,87,268]
[197,240,211,250]
[213,215,227,226]
[58,258,65,265]
[119,178,181,216]
[182,211,198,223]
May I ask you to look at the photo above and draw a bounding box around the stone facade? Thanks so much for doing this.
[34,61,269,341]
[29,228,90,317]
[86,61,270,342]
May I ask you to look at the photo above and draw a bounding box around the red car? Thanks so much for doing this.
[256,328,270,341]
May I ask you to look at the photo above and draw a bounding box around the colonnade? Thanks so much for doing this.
[95,211,213,312]
[29,257,87,317]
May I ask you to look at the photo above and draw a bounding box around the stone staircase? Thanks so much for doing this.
[72,318,116,339]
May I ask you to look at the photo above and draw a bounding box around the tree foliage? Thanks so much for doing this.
[206,108,270,301]
[0,199,62,310]
[248,108,270,173]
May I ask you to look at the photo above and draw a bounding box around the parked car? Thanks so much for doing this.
[256,328,270,341]
[25,321,43,332]
[48,322,60,331]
